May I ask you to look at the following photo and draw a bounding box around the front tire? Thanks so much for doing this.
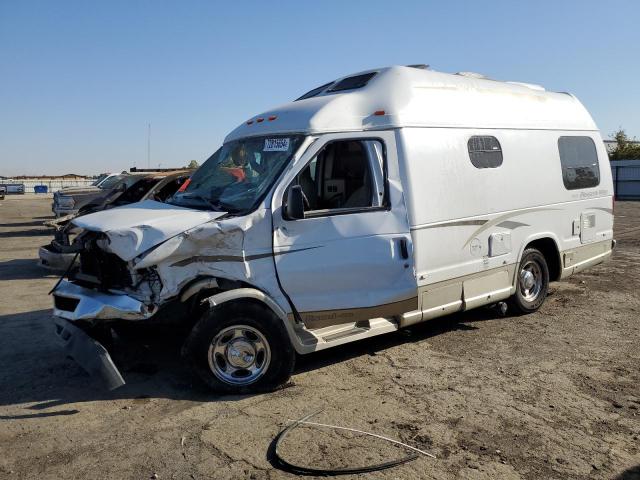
[182,301,295,394]
[508,248,549,315]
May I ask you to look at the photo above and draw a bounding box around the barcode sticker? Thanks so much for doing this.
[264,138,290,152]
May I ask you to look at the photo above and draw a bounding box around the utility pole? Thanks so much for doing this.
[147,123,151,169]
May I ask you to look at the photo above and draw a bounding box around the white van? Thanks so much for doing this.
[51,66,614,392]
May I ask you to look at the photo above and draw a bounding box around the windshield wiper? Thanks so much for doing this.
[176,193,233,212]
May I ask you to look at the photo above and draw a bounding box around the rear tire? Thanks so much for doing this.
[508,248,549,315]
[182,301,295,394]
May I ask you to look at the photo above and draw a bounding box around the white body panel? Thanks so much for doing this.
[397,127,614,290]
[271,131,417,318]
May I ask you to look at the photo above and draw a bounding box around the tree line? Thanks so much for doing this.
[610,129,640,160]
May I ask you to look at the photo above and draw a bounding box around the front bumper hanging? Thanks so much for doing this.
[53,316,125,390]
[52,280,155,321]
[51,280,158,390]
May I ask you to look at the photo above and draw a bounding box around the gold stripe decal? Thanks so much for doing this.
[462,207,559,247]
[412,219,487,231]
[299,297,418,330]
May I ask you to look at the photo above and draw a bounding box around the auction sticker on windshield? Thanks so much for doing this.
[264,138,290,152]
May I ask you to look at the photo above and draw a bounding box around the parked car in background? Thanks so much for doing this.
[91,173,121,188]
[52,174,128,217]
[0,183,25,194]
[40,171,192,270]
[0,186,5,200]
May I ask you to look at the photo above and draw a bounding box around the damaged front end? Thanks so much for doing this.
[52,231,165,389]
[50,201,233,389]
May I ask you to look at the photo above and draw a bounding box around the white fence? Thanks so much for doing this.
[1,178,95,194]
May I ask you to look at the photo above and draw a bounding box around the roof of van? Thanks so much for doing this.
[225,66,598,142]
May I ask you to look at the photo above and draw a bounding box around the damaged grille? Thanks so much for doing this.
[71,234,132,290]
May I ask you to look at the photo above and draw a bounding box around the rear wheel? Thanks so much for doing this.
[508,248,549,314]
[183,302,295,394]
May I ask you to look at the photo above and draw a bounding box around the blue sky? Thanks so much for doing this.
[1,0,638,176]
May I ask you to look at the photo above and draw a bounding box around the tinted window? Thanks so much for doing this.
[153,176,189,202]
[295,82,334,101]
[558,136,600,190]
[468,136,503,169]
[115,178,158,204]
[327,72,377,92]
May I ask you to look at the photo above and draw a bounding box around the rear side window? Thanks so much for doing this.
[558,136,600,190]
[468,136,503,168]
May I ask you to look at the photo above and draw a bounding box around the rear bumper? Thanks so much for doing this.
[53,280,156,321]
[53,317,125,390]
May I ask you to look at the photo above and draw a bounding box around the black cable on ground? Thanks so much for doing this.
[268,410,419,477]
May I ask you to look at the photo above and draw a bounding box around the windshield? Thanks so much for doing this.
[92,174,108,186]
[170,135,304,213]
[99,174,125,189]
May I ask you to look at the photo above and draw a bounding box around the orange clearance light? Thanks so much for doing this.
[268,115,277,121]
[256,117,264,123]
[374,110,386,116]
[246,120,254,125]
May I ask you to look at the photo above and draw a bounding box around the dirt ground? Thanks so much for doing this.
[0,196,638,480]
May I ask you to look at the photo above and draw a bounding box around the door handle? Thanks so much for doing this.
[399,238,409,260]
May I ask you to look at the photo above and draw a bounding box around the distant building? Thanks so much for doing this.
[11,173,91,180]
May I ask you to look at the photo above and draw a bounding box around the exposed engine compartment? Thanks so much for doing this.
[65,231,163,303]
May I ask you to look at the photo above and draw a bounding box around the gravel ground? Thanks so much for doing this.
[0,196,638,480]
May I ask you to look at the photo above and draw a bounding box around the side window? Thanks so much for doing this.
[154,176,189,202]
[288,139,386,217]
[468,136,503,169]
[558,136,600,190]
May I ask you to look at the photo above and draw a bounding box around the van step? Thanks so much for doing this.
[299,317,399,350]
[322,326,368,342]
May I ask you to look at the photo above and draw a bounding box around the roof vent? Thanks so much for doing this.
[455,71,488,79]
[407,64,430,70]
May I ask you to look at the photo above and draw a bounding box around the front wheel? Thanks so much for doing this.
[182,302,295,394]
[508,248,549,315]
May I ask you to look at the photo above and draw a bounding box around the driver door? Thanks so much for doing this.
[272,131,417,329]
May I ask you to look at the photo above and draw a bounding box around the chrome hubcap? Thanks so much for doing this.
[208,325,271,386]
[519,260,543,302]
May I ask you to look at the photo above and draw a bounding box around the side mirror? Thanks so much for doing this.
[285,185,305,220]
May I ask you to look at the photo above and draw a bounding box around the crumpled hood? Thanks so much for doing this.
[72,200,226,261]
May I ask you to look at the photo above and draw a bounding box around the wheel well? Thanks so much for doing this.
[524,238,561,281]
[179,276,253,318]
[215,297,277,317]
